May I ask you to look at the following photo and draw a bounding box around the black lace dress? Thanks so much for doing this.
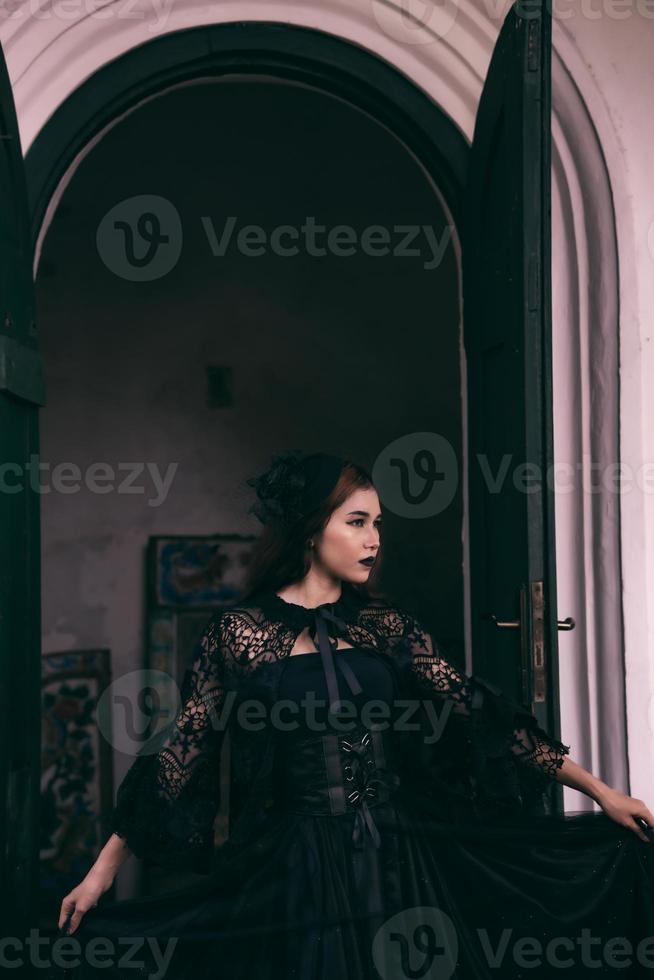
[53,589,654,980]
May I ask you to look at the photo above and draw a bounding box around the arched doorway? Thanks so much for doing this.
[28,24,469,902]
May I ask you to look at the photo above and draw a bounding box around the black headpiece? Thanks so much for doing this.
[246,450,347,529]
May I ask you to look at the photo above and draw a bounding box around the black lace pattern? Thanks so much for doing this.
[108,587,571,869]
[108,617,227,872]
[374,606,571,816]
[389,608,570,776]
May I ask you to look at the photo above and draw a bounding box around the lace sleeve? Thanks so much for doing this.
[107,613,227,873]
[386,608,570,818]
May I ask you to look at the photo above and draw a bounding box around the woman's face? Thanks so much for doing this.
[312,486,382,583]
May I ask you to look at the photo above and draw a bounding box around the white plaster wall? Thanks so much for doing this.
[550,18,654,809]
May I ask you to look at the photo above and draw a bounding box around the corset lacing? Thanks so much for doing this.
[284,604,402,850]
[338,728,401,848]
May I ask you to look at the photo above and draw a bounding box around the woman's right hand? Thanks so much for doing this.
[58,866,115,936]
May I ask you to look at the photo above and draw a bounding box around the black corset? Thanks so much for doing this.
[272,603,403,850]
[276,724,401,849]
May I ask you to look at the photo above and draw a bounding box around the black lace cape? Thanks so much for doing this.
[108,584,570,874]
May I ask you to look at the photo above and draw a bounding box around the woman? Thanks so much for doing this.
[55,451,654,980]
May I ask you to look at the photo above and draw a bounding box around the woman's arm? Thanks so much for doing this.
[511,724,654,843]
[92,831,133,876]
[57,612,228,935]
[551,756,654,842]
[106,613,227,865]
[58,834,132,935]
[392,607,654,841]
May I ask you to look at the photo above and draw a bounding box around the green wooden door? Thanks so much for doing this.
[0,40,46,953]
[464,0,567,811]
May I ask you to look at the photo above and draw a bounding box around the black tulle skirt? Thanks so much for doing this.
[54,791,654,980]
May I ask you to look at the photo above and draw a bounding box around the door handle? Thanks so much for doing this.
[482,584,575,705]
[484,613,575,631]
[483,614,519,629]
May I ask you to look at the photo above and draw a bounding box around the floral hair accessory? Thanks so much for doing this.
[246,451,346,528]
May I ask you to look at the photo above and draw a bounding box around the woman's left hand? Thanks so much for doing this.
[597,787,654,842]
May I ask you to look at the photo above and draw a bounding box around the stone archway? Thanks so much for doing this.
[4,4,635,804]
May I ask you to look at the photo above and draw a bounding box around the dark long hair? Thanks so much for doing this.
[240,459,389,603]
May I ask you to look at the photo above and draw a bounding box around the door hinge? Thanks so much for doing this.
[528,251,540,311]
[527,19,541,72]
[531,580,545,702]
